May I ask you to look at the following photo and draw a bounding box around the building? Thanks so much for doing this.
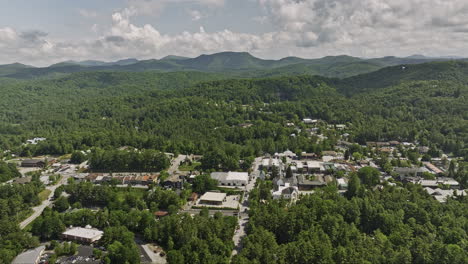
[12,246,45,264]
[394,167,430,178]
[300,153,318,160]
[210,171,249,187]
[423,162,444,175]
[297,175,327,190]
[272,183,299,201]
[337,178,348,190]
[305,161,323,173]
[199,192,227,205]
[303,118,318,124]
[154,211,169,218]
[424,187,467,203]
[62,226,104,244]
[21,159,45,168]
[405,177,460,189]
[26,137,46,145]
[261,158,281,171]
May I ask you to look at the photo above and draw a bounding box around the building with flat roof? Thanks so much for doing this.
[199,192,227,205]
[62,226,103,244]
[210,171,249,187]
[12,246,45,264]
[21,159,45,168]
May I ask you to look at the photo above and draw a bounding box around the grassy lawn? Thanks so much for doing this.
[38,189,51,201]
[179,162,201,171]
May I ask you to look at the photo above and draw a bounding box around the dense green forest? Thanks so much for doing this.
[0,58,467,263]
[233,179,468,264]
[0,174,45,263]
[29,182,237,264]
[0,61,467,161]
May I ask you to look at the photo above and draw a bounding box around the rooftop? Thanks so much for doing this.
[62,226,104,240]
[12,246,45,264]
[199,192,227,202]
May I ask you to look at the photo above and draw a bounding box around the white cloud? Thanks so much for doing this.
[125,0,224,16]
[78,9,98,18]
[258,0,468,57]
[3,0,468,65]
[189,10,204,21]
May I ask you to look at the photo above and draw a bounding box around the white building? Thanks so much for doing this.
[26,137,46,145]
[303,118,318,124]
[62,226,103,243]
[12,246,45,264]
[261,158,281,171]
[199,192,227,205]
[424,187,466,203]
[272,183,299,201]
[210,171,249,187]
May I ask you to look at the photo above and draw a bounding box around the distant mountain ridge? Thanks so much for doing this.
[1,52,466,79]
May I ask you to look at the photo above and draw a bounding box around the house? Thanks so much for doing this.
[162,180,184,189]
[297,175,327,190]
[211,171,249,187]
[62,226,104,244]
[303,118,318,124]
[394,167,430,178]
[300,153,318,160]
[424,187,467,203]
[26,137,46,145]
[199,192,227,205]
[21,159,45,168]
[261,158,281,171]
[423,162,444,175]
[322,151,338,157]
[405,177,460,189]
[12,246,46,264]
[418,146,430,154]
[305,161,323,173]
[154,211,169,218]
[239,123,253,128]
[272,183,299,200]
[337,178,348,190]
[367,142,390,147]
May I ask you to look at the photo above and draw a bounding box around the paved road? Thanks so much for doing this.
[231,157,261,256]
[20,174,70,229]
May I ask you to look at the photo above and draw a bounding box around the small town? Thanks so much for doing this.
[4,117,466,264]
[1,2,468,263]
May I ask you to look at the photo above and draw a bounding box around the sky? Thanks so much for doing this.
[1,0,468,66]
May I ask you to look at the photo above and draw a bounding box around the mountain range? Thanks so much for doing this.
[0,52,466,80]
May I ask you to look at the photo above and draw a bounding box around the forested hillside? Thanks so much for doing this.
[1,52,464,80]
[0,60,467,162]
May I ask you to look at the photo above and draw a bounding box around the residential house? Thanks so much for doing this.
[272,183,299,201]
